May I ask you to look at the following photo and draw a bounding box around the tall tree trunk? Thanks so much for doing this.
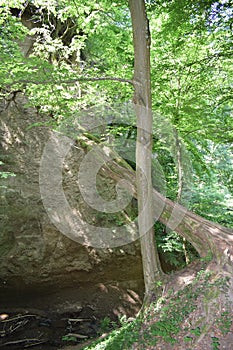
[174,129,190,265]
[128,0,163,295]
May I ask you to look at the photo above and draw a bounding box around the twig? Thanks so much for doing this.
[8,319,29,334]
[0,338,47,347]
[24,339,48,348]
[65,333,88,339]
[0,314,37,323]
[68,318,91,322]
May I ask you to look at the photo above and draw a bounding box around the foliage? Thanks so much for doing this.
[156,224,198,269]
[190,141,233,227]
[99,317,113,333]
[0,161,16,189]
[147,1,233,232]
[0,0,133,118]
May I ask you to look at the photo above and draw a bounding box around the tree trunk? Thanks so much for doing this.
[158,192,233,267]
[93,146,233,268]
[77,131,233,274]
[174,128,190,265]
[128,0,163,294]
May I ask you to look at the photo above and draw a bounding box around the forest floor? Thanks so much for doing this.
[78,260,233,350]
[0,280,143,350]
[1,260,233,350]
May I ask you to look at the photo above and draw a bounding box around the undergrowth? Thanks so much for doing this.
[82,269,231,350]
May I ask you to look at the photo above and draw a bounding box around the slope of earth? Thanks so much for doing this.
[79,260,233,350]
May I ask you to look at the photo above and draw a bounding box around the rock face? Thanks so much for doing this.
[0,94,143,293]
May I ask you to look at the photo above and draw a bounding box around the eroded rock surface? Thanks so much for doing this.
[0,95,143,299]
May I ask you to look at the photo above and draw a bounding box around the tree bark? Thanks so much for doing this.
[78,135,233,270]
[128,0,163,294]
[97,148,233,268]
[174,128,190,264]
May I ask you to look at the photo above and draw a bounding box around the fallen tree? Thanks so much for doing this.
[79,136,233,271]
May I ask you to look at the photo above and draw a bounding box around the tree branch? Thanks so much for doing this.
[9,76,134,87]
